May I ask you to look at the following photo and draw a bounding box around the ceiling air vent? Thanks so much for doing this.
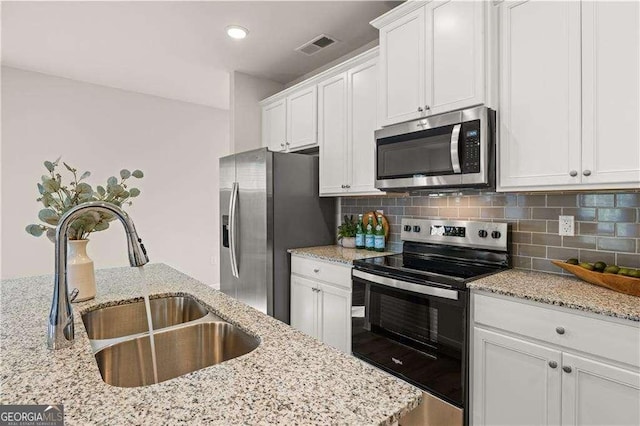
[295,34,338,56]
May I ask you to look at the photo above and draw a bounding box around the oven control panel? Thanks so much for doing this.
[401,218,508,251]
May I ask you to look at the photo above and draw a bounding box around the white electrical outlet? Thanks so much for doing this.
[559,215,575,236]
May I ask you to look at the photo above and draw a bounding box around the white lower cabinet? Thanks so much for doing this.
[471,292,640,426]
[290,255,351,353]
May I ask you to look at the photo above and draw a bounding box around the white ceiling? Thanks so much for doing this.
[1,1,399,110]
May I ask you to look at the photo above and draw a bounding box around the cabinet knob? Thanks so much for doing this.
[418,106,424,112]
[280,143,285,148]
[555,326,565,335]
[341,184,345,188]
[286,142,290,146]
[583,169,591,176]
[569,170,578,177]
[562,366,572,373]
[313,268,320,273]
[548,361,558,369]
[345,184,351,189]
[425,105,431,111]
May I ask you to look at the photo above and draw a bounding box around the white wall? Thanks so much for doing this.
[230,71,282,153]
[1,67,229,285]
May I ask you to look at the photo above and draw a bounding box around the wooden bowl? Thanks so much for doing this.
[362,211,390,240]
[551,260,640,297]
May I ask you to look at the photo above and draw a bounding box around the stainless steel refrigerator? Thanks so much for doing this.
[220,148,335,324]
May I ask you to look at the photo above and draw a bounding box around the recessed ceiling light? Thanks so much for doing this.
[226,25,248,40]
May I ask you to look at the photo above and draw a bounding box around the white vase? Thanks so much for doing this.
[67,239,96,302]
[341,237,356,248]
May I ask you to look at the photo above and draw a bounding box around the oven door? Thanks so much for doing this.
[375,106,491,191]
[351,269,467,408]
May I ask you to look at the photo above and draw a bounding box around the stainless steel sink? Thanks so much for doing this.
[94,321,259,387]
[82,295,208,340]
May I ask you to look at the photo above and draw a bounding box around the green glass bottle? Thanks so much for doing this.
[355,214,365,249]
[365,216,375,251]
[374,214,385,252]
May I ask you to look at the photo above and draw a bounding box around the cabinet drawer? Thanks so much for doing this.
[474,293,640,367]
[291,255,351,289]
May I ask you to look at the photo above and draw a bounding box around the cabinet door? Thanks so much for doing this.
[425,0,484,115]
[561,353,640,426]
[348,57,382,195]
[261,99,287,152]
[498,1,581,189]
[290,275,318,339]
[472,328,562,426]
[318,73,348,195]
[378,6,426,127]
[286,86,317,150]
[318,283,351,354]
[581,1,640,186]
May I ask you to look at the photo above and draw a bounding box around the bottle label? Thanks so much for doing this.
[374,235,385,250]
[355,234,364,247]
[365,234,374,248]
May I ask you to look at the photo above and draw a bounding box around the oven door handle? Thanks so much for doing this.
[353,270,459,300]
[450,123,462,174]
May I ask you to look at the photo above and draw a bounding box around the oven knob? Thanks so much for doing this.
[478,230,488,238]
[404,225,412,232]
[413,226,421,233]
[491,231,502,239]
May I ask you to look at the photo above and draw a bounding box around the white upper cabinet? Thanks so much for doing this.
[287,86,318,150]
[581,1,640,186]
[499,0,582,189]
[261,99,287,152]
[378,6,426,126]
[373,1,486,127]
[426,0,485,115]
[318,73,348,195]
[261,85,317,152]
[319,54,383,196]
[499,0,640,191]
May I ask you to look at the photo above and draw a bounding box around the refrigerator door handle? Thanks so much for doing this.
[229,182,239,278]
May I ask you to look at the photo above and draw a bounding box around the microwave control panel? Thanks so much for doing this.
[461,120,481,173]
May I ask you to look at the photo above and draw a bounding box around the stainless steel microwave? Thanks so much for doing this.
[375,106,496,192]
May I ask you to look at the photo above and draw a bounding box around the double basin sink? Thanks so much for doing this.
[81,295,259,387]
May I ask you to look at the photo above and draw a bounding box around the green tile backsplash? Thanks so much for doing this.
[340,191,640,274]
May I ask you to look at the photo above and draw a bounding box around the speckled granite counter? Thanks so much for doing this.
[469,269,640,322]
[0,263,421,425]
[288,245,395,265]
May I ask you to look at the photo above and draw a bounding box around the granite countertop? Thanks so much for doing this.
[288,245,395,265]
[469,269,640,322]
[0,263,421,425]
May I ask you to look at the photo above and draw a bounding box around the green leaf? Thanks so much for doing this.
[37,183,45,195]
[79,171,91,181]
[132,170,144,178]
[76,182,92,194]
[44,161,54,172]
[53,156,61,166]
[42,178,60,192]
[107,176,117,186]
[96,186,106,196]
[38,209,60,226]
[26,224,44,237]
[46,228,56,243]
[63,162,75,172]
[129,188,141,197]
[120,169,131,179]
[121,191,130,198]
[93,221,109,232]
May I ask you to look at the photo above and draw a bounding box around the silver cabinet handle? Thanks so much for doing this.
[341,184,345,188]
[556,327,565,335]
[418,106,424,112]
[450,124,462,174]
[345,184,350,189]
[583,170,592,176]
[313,268,320,273]
[569,170,578,177]
[548,361,558,369]
[425,105,431,111]
[562,366,572,373]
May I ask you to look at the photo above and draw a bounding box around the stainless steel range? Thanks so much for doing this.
[351,218,509,422]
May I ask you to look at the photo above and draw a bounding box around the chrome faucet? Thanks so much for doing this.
[47,201,149,350]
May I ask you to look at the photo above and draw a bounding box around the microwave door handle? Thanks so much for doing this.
[450,124,462,174]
